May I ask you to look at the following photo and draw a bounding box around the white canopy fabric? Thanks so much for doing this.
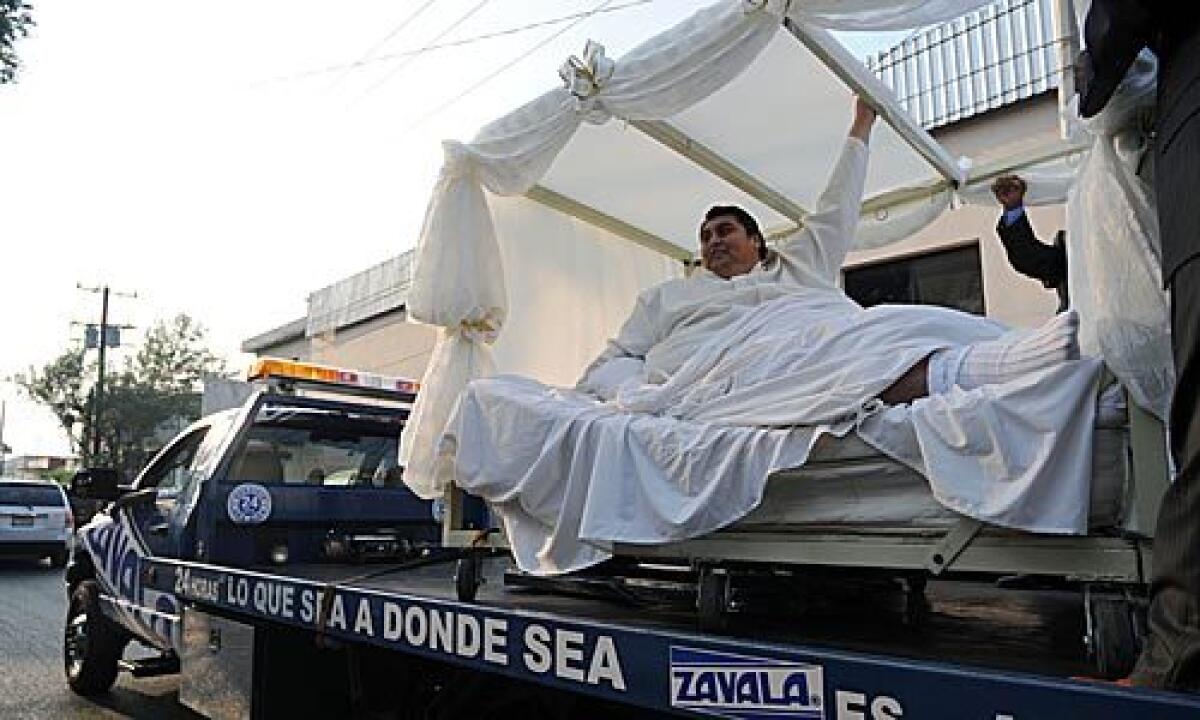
[397,0,1161,499]
[1063,50,1171,419]
[795,0,995,30]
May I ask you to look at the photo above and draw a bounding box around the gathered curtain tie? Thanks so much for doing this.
[440,140,481,180]
[559,40,615,124]
[452,315,501,345]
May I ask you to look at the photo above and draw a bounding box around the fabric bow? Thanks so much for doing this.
[455,313,501,345]
[559,40,615,124]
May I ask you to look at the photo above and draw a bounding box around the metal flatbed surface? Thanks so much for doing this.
[146,556,1200,718]
[277,559,1088,675]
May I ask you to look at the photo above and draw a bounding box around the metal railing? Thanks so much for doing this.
[866,0,1063,129]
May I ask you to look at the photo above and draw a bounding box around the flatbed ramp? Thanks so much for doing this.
[145,556,1200,718]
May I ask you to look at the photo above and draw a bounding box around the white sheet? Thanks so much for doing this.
[741,417,1128,531]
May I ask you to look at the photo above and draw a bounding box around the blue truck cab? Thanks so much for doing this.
[61,358,441,695]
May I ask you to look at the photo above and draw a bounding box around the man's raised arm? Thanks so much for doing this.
[782,98,876,284]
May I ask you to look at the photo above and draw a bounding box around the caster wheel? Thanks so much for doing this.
[1085,589,1143,679]
[697,567,730,632]
[455,554,484,602]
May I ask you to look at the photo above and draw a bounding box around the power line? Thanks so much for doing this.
[256,0,654,88]
[327,0,441,90]
[355,0,495,102]
[404,0,620,132]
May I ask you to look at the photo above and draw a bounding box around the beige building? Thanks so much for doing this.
[2,454,80,481]
[242,252,436,380]
[245,0,1069,376]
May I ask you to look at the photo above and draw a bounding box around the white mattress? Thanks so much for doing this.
[736,391,1129,531]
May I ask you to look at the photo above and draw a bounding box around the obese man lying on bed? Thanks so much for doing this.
[443,97,1102,575]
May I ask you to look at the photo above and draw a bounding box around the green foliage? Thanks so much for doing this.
[18,314,230,481]
[16,347,88,455]
[43,467,74,486]
[1,1,34,84]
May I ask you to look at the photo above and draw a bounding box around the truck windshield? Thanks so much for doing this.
[224,408,405,488]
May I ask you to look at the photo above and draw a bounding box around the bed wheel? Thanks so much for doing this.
[455,553,484,603]
[1085,589,1143,679]
[697,567,731,631]
[904,574,930,627]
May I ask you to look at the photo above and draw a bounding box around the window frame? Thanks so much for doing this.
[842,240,986,315]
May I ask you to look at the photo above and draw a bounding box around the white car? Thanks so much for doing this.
[0,479,73,567]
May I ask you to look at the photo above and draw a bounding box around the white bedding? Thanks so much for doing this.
[445,351,1103,576]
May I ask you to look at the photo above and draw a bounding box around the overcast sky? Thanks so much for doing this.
[0,1,904,458]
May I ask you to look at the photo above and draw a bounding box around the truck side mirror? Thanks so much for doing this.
[70,468,126,501]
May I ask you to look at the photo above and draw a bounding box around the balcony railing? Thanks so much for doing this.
[866,0,1064,129]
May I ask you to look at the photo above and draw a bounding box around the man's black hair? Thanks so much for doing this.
[702,205,767,260]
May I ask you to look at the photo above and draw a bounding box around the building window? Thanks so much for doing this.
[843,244,985,315]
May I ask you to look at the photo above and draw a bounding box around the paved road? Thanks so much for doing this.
[0,559,198,720]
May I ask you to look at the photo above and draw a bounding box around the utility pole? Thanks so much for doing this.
[95,286,109,459]
[77,284,136,462]
[0,400,6,476]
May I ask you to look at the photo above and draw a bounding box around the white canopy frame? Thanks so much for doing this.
[783,18,965,187]
[525,183,690,262]
[522,15,971,264]
[631,119,810,226]
[531,98,1088,266]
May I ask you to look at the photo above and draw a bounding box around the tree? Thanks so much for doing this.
[17,347,89,456]
[1,1,34,84]
[18,314,230,480]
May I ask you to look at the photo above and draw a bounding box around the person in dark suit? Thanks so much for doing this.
[990,174,1069,311]
[1078,0,1200,690]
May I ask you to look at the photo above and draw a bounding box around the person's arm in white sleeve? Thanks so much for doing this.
[779,98,875,283]
[576,293,657,399]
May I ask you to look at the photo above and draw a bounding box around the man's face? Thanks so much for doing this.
[700,214,760,280]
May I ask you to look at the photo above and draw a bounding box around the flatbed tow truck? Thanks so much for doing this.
[143,555,1200,719]
[63,359,1200,718]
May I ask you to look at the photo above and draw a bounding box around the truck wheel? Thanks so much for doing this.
[64,580,125,695]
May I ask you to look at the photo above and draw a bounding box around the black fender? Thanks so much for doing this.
[65,540,96,596]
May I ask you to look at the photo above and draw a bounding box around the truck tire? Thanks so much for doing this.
[64,580,125,695]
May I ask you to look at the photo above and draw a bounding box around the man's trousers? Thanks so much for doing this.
[1133,257,1200,689]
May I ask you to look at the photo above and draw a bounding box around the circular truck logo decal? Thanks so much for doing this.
[227,483,272,525]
